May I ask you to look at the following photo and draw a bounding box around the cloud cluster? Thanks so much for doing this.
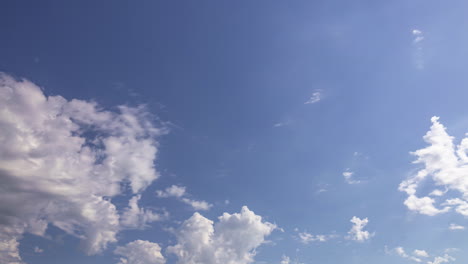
[347,216,373,242]
[399,117,468,217]
[167,206,276,264]
[390,246,455,264]
[0,74,165,263]
[156,185,212,211]
[114,240,166,264]
[343,171,360,184]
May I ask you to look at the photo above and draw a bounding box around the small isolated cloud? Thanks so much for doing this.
[297,231,336,244]
[167,206,276,264]
[304,90,322,104]
[33,247,43,253]
[347,216,373,242]
[411,28,425,69]
[449,223,465,231]
[156,185,212,211]
[114,240,166,264]
[399,116,468,217]
[343,170,360,184]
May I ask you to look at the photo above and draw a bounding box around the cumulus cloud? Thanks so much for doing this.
[399,116,468,217]
[346,216,373,242]
[156,185,212,211]
[167,206,276,264]
[413,249,429,258]
[114,240,165,264]
[0,74,165,262]
[391,246,427,262]
[304,90,322,104]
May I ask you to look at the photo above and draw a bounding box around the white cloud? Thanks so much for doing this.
[391,246,430,262]
[0,74,165,262]
[121,195,168,229]
[167,206,276,264]
[156,185,212,211]
[343,171,360,184]
[297,231,336,244]
[427,254,455,264]
[346,216,373,242]
[413,249,429,258]
[156,185,186,198]
[281,255,290,264]
[411,28,425,69]
[114,240,165,264]
[399,116,468,217]
[449,223,465,230]
[304,90,322,104]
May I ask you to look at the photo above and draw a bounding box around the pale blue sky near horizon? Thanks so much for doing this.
[2,1,468,264]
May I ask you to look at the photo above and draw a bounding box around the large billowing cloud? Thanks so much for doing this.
[167,206,276,264]
[399,117,468,216]
[0,74,165,263]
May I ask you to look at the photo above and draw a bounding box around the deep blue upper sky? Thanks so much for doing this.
[2,1,468,264]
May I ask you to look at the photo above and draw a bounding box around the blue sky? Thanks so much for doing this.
[2,1,468,264]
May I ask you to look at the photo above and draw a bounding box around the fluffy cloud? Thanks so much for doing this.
[114,240,166,264]
[399,117,468,217]
[167,206,276,264]
[428,254,455,264]
[0,74,165,262]
[156,185,212,211]
[391,246,428,262]
[347,216,373,242]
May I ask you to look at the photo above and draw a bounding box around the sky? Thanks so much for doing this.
[1,1,468,264]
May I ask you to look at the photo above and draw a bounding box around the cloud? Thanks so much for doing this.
[0,74,165,262]
[413,249,429,258]
[391,246,428,262]
[428,254,455,264]
[346,216,373,242]
[411,28,425,69]
[34,246,43,253]
[281,255,290,264]
[343,171,360,184]
[120,195,168,229]
[399,116,468,217]
[297,231,337,244]
[167,206,276,264]
[449,223,465,230]
[156,185,186,198]
[156,185,212,211]
[114,240,166,264]
[304,90,322,104]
